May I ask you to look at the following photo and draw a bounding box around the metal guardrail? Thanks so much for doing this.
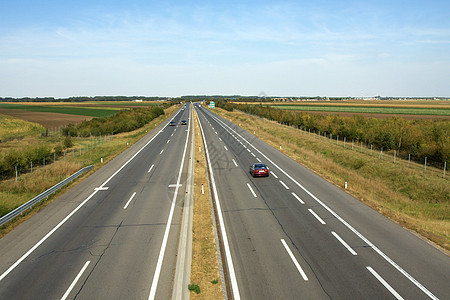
[0,165,94,227]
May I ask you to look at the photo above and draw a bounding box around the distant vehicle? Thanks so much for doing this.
[169,121,176,126]
[180,120,187,125]
[249,163,269,177]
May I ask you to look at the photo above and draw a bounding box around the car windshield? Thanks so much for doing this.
[254,164,266,169]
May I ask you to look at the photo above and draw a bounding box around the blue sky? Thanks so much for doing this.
[0,0,449,97]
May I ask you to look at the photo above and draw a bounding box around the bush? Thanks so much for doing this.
[63,106,166,137]
[54,144,64,155]
[63,136,73,148]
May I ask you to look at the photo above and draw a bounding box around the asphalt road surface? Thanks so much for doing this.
[0,105,193,299]
[194,103,449,300]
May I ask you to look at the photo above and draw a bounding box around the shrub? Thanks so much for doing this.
[63,106,166,137]
[63,136,73,148]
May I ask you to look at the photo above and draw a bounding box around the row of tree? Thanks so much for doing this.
[0,96,169,102]
[0,136,73,179]
[63,106,165,137]
[216,101,449,164]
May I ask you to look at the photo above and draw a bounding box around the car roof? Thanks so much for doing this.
[253,163,267,168]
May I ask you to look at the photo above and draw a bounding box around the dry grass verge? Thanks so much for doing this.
[190,108,223,299]
[214,108,449,253]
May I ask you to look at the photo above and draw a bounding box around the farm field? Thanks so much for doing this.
[0,101,166,128]
[0,109,94,128]
[235,100,450,119]
[268,104,450,116]
[0,103,120,117]
[0,114,45,141]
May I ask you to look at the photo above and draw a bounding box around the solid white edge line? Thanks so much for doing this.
[124,192,137,209]
[291,192,305,204]
[271,171,278,179]
[232,159,238,167]
[195,108,241,300]
[279,180,290,190]
[367,266,404,300]
[203,110,439,300]
[148,106,191,300]
[0,125,166,282]
[308,209,326,225]
[148,164,154,173]
[247,183,258,198]
[331,231,357,256]
[281,239,308,281]
[61,260,91,300]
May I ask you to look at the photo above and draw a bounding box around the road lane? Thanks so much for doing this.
[0,105,193,299]
[195,104,449,299]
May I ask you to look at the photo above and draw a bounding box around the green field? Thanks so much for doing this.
[0,103,120,117]
[269,104,450,116]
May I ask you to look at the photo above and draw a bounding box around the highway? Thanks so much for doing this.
[194,104,449,300]
[0,105,194,299]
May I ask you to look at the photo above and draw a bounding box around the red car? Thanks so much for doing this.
[249,163,269,177]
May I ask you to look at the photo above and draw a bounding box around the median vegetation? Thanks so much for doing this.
[190,108,223,299]
[212,105,449,252]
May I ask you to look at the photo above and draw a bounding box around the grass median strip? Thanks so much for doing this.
[190,109,223,299]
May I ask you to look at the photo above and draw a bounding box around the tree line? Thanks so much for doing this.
[63,106,165,137]
[217,101,449,164]
[0,96,169,102]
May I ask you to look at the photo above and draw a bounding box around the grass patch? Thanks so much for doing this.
[0,114,45,141]
[214,108,450,252]
[188,283,201,294]
[190,108,223,299]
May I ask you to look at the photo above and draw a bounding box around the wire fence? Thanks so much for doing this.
[260,117,448,180]
[9,133,114,181]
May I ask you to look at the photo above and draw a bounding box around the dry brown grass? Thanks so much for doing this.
[215,108,449,253]
[190,108,223,299]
